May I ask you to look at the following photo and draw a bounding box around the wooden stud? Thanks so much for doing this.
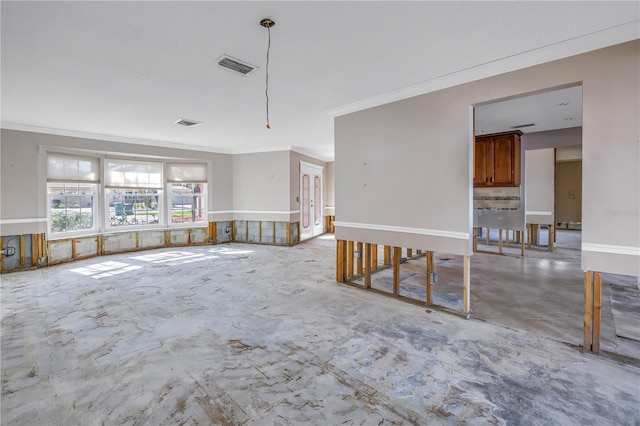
[286,222,291,245]
[259,221,262,242]
[336,239,346,283]
[548,224,555,252]
[593,272,602,354]
[0,236,3,272]
[583,271,593,351]
[416,249,422,255]
[347,241,355,278]
[272,221,276,244]
[71,238,77,260]
[393,247,401,296]
[245,221,249,242]
[498,229,503,254]
[473,229,478,252]
[31,234,39,266]
[407,248,413,258]
[371,244,378,269]
[505,230,510,247]
[97,235,102,256]
[520,230,525,257]
[356,242,363,275]
[212,222,217,245]
[463,255,471,315]
[164,230,171,247]
[19,235,25,265]
[486,227,490,245]
[383,245,391,266]
[364,243,372,289]
[426,251,433,306]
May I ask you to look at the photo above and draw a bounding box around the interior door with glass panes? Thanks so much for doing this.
[300,161,324,240]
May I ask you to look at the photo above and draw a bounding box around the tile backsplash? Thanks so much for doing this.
[474,187,521,210]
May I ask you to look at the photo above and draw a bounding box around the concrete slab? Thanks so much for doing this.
[1,235,639,424]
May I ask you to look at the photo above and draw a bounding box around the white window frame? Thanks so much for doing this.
[45,152,211,236]
[47,152,101,239]
[166,162,209,228]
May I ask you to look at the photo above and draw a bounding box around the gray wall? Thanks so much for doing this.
[522,127,582,150]
[525,148,555,225]
[324,161,335,216]
[0,129,233,235]
[335,40,639,275]
[232,151,291,222]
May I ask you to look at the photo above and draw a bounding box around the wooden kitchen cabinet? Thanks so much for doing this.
[473,130,522,187]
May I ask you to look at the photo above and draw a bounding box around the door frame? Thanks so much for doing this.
[300,161,324,240]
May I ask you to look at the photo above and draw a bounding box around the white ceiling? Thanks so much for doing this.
[475,85,583,135]
[2,2,638,160]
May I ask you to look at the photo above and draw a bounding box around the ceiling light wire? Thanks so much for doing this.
[266,24,271,129]
[260,18,275,129]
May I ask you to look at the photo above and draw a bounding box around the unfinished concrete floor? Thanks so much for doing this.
[2,235,640,425]
[353,230,640,360]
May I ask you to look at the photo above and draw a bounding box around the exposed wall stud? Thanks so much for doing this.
[383,245,391,266]
[364,243,372,289]
[463,255,471,316]
[31,234,39,266]
[371,244,378,269]
[393,247,401,296]
[336,239,346,283]
[426,251,433,306]
[593,272,602,353]
[286,222,291,245]
[19,235,25,265]
[356,242,363,275]
[347,241,355,278]
[584,271,593,351]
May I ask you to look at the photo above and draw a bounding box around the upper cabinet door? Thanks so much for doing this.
[474,139,492,186]
[492,135,514,186]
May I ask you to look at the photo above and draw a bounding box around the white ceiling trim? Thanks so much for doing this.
[329,20,639,118]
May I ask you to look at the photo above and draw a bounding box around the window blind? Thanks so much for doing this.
[167,162,208,183]
[47,153,100,183]
[105,159,163,189]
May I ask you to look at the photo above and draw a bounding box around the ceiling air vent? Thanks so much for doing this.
[510,123,536,129]
[215,55,257,75]
[174,118,201,127]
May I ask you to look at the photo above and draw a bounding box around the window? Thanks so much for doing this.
[48,183,97,233]
[47,153,100,235]
[46,154,209,235]
[167,163,208,225]
[105,159,163,228]
[107,188,160,227]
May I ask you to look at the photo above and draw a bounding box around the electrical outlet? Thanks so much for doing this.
[355,251,361,259]
[430,273,439,284]
[2,247,16,256]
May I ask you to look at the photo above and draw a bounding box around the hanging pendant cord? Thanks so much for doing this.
[265,25,271,129]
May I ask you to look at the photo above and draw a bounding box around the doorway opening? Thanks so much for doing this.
[300,161,324,241]
[466,84,600,350]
